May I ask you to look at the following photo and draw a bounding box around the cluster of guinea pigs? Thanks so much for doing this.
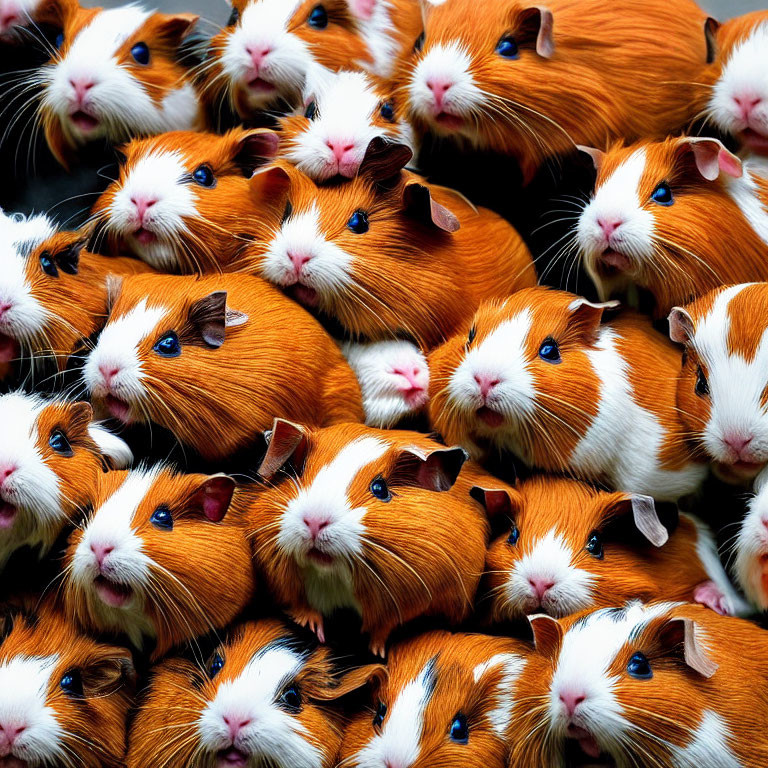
[1,0,768,766]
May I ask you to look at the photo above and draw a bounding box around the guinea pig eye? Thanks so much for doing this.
[370,475,391,502]
[495,35,519,59]
[40,251,59,277]
[538,337,561,364]
[372,701,387,728]
[208,652,225,678]
[49,429,73,457]
[150,505,173,531]
[308,4,328,28]
[227,6,240,26]
[414,32,425,52]
[55,31,64,49]
[651,182,674,206]
[380,101,395,122]
[347,210,370,234]
[282,200,293,224]
[192,164,216,188]
[153,331,181,358]
[585,531,603,559]
[626,651,653,680]
[279,683,302,713]
[130,42,150,66]
[60,670,83,697]
[304,101,318,120]
[466,326,477,348]
[695,366,709,397]
[449,713,469,744]
[507,523,520,546]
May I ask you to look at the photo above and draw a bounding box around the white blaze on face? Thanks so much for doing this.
[198,641,323,768]
[347,0,399,78]
[472,652,526,738]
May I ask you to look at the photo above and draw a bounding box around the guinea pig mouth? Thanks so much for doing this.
[565,727,604,762]
[69,110,100,134]
[0,332,19,364]
[596,249,632,277]
[216,748,250,767]
[247,76,277,94]
[307,547,335,566]
[133,226,158,245]
[0,757,31,768]
[94,575,134,608]
[741,128,768,154]
[434,111,465,131]
[476,406,504,428]
[286,284,319,308]
[713,459,764,483]
[104,394,132,423]
[0,501,18,529]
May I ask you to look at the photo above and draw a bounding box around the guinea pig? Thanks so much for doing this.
[63,465,253,659]
[37,0,203,167]
[125,617,385,768]
[339,629,532,768]
[278,65,414,182]
[0,391,132,572]
[408,0,711,182]
[576,136,768,317]
[243,162,536,348]
[341,338,429,428]
[82,272,364,461]
[479,475,747,623]
[90,128,279,272]
[0,604,135,768]
[508,602,768,768]
[733,470,768,611]
[247,419,488,655]
[669,282,768,486]
[429,286,708,500]
[0,0,71,39]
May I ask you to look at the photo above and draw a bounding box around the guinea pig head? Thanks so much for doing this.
[0,0,65,37]
[0,606,135,768]
[670,283,768,485]
[38,2,201,166]
[91,128,279,272]
[64,466,252,657]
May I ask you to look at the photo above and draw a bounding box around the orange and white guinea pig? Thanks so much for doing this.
[509,602,768,768]
[202,0,421,120]
[37,0,203,167]
[0,604,135,768]
[408,0,711,182]
[480,475,747,623]
[82,273,364,461]
[242,162,535,348]
[735,470,768,611]
[339,630,532,768]
[428,286,707,501]
[125,617,385,768]
[63,466,253,659]
[90,128,279,272]
[0,391,132,572]
[247,419,488,655]
[576,136,768,318]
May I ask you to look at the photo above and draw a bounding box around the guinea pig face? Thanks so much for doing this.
[0,0,42,37]
[92,130,279,272]
[0,609,134,768]
[670,283,768,484]
[39,4,200,162]
[65,467,251,654]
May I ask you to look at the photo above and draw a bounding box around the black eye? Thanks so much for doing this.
[60,670,83,696]
[193,164,215,187]
[150,505,173,530]
[626,651,652,680]
[695,366,709,397]
[227,6,239,26]
[279,683,302,713]
[153,331,181,357]
[370,475,391,501]
[347,210,369,234]
[373,701,387,728]
[507,523,519,546]
[304,101,318,119]
[449,713,469,743]
[496,36,519,59]
[49,429,73,457]
[40,251,59,277]
[282,200,293,224]
[586,531,603,559]
[380,101,395,122]
[538,337,561,363]
[308,4,328,28]
[209,652,224,678]
[414,31,424,52]
[55,31,64,49]
[651,182,674,206]
[131,42,150,65]
[467,326,476,346]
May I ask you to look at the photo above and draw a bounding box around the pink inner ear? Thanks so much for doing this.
[200,479,235,522]
[349,0,376,19]
[719,151,743,179]
[478,488,511,517]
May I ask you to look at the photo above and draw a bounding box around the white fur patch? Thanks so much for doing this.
[723,166,768,248]
[473,653,526,737]
[670,710,742,768]
[349,0,398,78]
[734,482,768,608]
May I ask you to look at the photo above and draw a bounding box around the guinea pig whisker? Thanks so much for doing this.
[350,547,406,624]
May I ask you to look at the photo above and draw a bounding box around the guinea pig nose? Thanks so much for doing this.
[69,77,95,100]
[0,10,19,29]
[90,542,114,566]
[723,432,754,457]
[425,78,453,108]
[597,217,623,237]
[130,196,158,220]
[303,516,330,539]
[474,373,500,398]
[223,715,252,739]
[0,464,17,484]
[247,46,271,66]
[288,250,313,272]
[734,94,762,119]
[529,577,555,599]
[99,363,120,384]
[559,691,586,716]
[0,301,12,318]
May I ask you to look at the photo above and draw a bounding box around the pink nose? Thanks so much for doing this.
[288,250,312,274]
[529,577,555,600]
[474,373,500,399]
[90,542,114,568]
[223,715,252,741]
[0,465,16,486]
[734,95,762,120]
[597,217,623,238]
[326,140,356,163]
[303,516,330,540]
[723,433,754,459]
[0,302,12,318]
[559,691,586,717]
[247,46,271,68]
[69,77,95,103]
[130,196,157,223]
[99,363,120,385]
[393,366,425,393]
[0,721,27,748]
[426,77,453,110]
[0,10,20,30]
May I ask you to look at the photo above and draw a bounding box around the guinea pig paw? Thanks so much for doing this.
[693,581,731,616]
[290,608,326,643]
[368,632,389,658]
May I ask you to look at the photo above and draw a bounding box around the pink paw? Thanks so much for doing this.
[693,581,732,616]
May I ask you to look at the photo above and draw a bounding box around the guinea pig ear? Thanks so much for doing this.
[187,475,236,522]
[518,6,555,59]
[105,274,124,313]
[657,618,718,678]
[35,0,76,29]
[360,138,413,181]
[152,13,200,46]
[346,0,378,21]
[705,17,720,65]
[88,425,133,469]
[576,145,605,173]
[81,648,137,697]
[54,237,86,275]
[314,664,388,701]
[528,613,563,660]
[401,180,461,233]
[232,130,280,177]
[250,165,292,208]
[187,291,248,349]
[567,297,619,340]
[469,485,524,519]
[676,137,743,181]
[606,493,670,547]
[668,306,695,345]
[258,419,310,480]
[391,446,468,492]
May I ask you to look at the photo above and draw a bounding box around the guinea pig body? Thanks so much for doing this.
[82,272,364,461]
[576,136,768,317]
[245,163,536,348]
[429,286,707,500]
[509,602,768,768]
[0,391,132,571]
[37,2,203,166]
[408,0,711,181]
[480,475,747,622]
[63,465,253,658]
[91,128,279,272]
[0,604,135,768]
[126,617,384,768]
[247,420,488,655]
[340,630,532,768]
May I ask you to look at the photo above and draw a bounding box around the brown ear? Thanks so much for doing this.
[81,649,136,697]
[705,17,720,65]
[567,297,619,340]
[313,664,388,701]
[605,493,670,547]
[391,445,467,491]
[676,137,743,181]
[402,180,460,233]
[187,291,248,349]
[668,306,695,345]
[68,401,94,436]
[105,275,123,313]
[658,617,718,678]
[187,475,236,522]
[470,485,524,519]
[528,613,563,660]
[250,165,292,208]
[35,0,76,29]
[360,137,413,181]
[153,13,199,45]
[518,6,555,59]
[577,145,605,173]
[258,419,310,480]
[233,129,280,177]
